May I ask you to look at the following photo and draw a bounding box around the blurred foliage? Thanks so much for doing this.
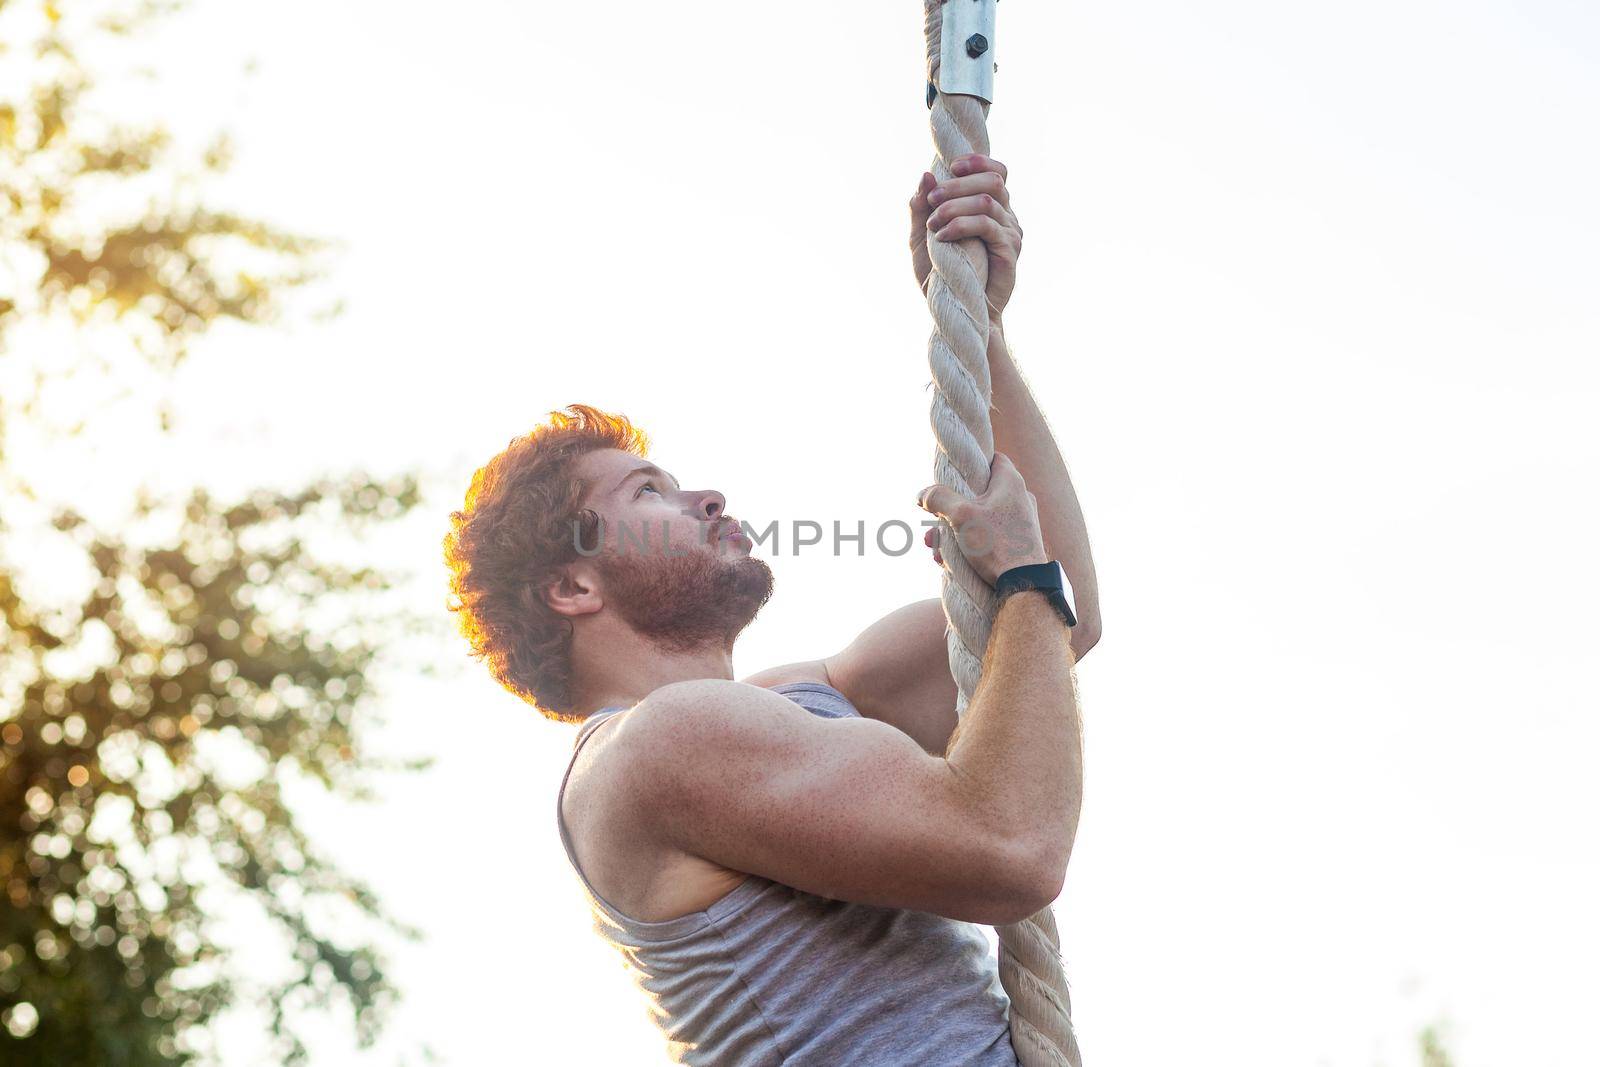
[1,481,430,1065]
[1417,1023,1456,1067]
[1,1,430,1063]
[0,0,327,451]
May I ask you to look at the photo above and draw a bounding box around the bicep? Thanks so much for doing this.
[826,599,960,755]
[621,681,1034,924]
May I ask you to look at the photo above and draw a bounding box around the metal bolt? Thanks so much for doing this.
[966,33,988,59]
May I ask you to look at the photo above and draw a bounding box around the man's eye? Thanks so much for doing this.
[637,483,659,497]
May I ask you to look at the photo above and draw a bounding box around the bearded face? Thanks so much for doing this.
[568,447,774,654]
[596,536,774,653]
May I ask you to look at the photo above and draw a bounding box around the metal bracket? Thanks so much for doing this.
[937,0,996,104]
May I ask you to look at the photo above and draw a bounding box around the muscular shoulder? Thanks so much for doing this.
[610,677,924,838]
[565,691,758,920]
[613,678,810,764]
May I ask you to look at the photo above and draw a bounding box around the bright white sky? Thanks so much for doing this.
[37,0,1600,1064]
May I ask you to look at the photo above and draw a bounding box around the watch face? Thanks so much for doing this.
[1050,561,1078,619]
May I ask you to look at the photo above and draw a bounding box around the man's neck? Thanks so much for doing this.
[572,626,736,716]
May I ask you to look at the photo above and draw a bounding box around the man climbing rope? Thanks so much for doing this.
[443,154,1099,1065]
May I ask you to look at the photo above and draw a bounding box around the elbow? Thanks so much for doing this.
[1071,615,1100,661]
[1020,845,1070,920]
[982,833,1072,925]
[968,886,1048,927]
[982,874,1065,926]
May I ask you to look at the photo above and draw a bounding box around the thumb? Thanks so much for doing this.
[916,484,959,521]
[909,171,935,224]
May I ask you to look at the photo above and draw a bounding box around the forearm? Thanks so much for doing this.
[987,317,1101,652]
[944,591,1082,879]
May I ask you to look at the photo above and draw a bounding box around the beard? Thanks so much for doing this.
[596,543,774,654]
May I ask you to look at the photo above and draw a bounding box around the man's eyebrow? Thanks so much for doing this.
[610,463,680,495]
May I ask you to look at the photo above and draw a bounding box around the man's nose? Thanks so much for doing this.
[693,490,725,520]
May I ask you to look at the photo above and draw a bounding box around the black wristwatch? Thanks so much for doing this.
[993,560,1077,628]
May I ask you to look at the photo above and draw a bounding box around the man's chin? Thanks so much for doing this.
[600,546,774,653]
[726,555,776,631]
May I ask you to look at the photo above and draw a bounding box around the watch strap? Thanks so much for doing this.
[993,561,1077,628]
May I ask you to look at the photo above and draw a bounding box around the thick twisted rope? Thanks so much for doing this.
[921,4,1082,1065]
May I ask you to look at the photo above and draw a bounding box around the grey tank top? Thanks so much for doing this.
[555,680,1020,1066]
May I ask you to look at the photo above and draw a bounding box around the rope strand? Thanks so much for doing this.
[921,4,1082,1064]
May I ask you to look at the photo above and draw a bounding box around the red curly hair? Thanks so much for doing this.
[443,404,650,722]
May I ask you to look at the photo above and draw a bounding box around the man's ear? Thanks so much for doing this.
[543,562,603,619]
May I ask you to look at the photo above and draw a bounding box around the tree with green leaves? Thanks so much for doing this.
[1,2,431,1062]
